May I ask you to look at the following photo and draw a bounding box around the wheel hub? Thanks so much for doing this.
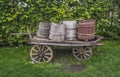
[79,51,84,54]
[38,51,45,57]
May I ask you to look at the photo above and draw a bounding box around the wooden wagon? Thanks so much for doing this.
[28,36,103,63]
[11,20,103,64]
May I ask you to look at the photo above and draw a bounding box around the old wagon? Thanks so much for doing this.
[27,20,103,63]
[28,36,103,63]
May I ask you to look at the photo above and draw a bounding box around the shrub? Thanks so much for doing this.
[0,0,119,46]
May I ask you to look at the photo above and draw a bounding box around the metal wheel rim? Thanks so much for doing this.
[72,47,92,60]
[30,45,53,63]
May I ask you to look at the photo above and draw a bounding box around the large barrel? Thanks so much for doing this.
[63,20,77,41]
[77,19,95,41]
[36,22,51,38]
[49,22,65,42]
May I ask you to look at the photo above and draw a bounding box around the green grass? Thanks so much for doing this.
[0,41,120,77]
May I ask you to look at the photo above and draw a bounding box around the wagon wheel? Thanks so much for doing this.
[30,45,53,63]
[72,47,92,60]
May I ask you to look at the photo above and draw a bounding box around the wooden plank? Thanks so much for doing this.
[28,41,103,47]
[30,37,85,44]
[11,33,35,35]
[27,27,32,39]
[30,36,103,44]
[90,36,103,43]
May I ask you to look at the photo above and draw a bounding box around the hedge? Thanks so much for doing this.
[0,0,119,46]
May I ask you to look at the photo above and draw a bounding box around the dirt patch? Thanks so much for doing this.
[52,48,86,72]
[62,64,86,72]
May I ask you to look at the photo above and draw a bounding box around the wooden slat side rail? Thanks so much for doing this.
[29,36,103,44]
[28,41,103,47]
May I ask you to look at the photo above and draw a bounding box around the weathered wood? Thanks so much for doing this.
[27,27,32,39]
[31,36,84,44]
[72,47,92,60]
[49,22,65,41]
[28,36,103,47]
[28,41,103,47]
[36,22,51,38]
[30,36,103,44]
[91,36,103,43]
[30,45,53,63]
[63,20,77,41]
[11,33,35,35]
[11,27,34,37]
[77,19,96,41]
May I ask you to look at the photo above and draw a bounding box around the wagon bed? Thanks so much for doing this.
[28,36,103,46]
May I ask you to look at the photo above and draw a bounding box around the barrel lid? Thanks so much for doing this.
[78,19,96,26]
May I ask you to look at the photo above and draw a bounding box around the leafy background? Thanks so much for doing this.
[0,0,119,46]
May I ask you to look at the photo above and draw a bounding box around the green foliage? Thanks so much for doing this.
[0,41,120,77]
[0,0,119,46]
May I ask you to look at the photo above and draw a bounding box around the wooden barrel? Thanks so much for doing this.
[36,22,51,38]
[63,20,77,41]
[77,19,95,41]
[49,22,65,42]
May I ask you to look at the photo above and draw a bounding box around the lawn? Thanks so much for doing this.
[0,40,120,77]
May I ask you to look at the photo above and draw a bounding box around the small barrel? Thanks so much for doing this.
[36,22,51,38]
[77,19,95,41]
[49,22,65,42]
[63,20,77,41]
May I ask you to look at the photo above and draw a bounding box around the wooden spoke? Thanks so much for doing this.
[39,57,42,62]
[72,48,79,54]
[80,54,82,59]
[43,58,46,62]
[44,55,50,60]
[42,46,45,51]
[38,45,42,51]
[45,53,52,55]
[72,47,92,60]
[85,50,91,53]
[44,49,49,53]
[76,53,80,57]
[74,48,79,51]
[33,56,38,60]
[85,53,90,57]
[32,49,38,52]
[32,53,38,56]
[83,55,87,59]
[30,45,53,63]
